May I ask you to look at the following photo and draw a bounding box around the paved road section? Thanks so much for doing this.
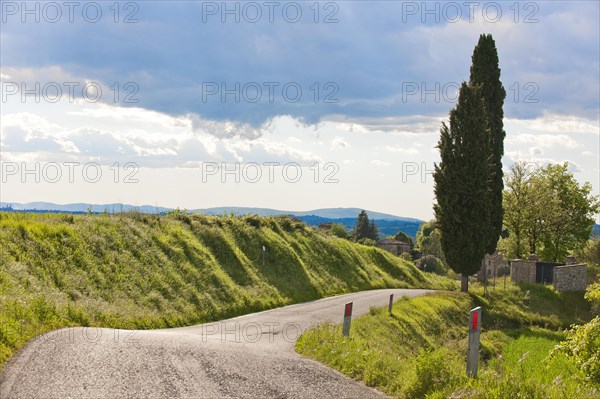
[1,288,434,398]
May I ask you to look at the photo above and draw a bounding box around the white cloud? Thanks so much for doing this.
[505,152,583,173]
[331,136,350,149]
[385,145,419,154]
[328,115,443,135]
[529,147,543,156]
[508,133,579,149]
[371,160,390,166]
[582,151,598,157]
[1,99,321,167]
[506,114,600,136]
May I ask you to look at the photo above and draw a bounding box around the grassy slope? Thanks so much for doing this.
[296,283,597,399]
[0,211,452,369]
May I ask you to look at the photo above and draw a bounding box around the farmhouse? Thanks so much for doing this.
[377,239,411,256]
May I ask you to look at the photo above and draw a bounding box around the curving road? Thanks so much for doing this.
[1,288,434,399]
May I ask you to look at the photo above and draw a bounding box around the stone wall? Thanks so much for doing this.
[553,264,587,291]
[510,259,536,284]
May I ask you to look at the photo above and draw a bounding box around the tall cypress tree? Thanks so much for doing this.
[369,220,379,241]
[470,34,506,255]
[353,210,371,240]
[434,82,491,292]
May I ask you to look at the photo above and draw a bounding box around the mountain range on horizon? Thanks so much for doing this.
[0,202,422,222]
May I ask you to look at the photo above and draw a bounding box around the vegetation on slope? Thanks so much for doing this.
[296,283,596,398]
[0,211,451,369]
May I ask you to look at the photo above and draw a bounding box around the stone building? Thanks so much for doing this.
[477,250,509,281]
[377,240,411,256]
[510,254,539,284]
[510,254,588,292]
[553,256,588,291]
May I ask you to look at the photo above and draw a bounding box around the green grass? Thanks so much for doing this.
[0,211,453,369]
[296,283,598,398]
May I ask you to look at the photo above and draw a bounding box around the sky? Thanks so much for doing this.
[1,1,599,221]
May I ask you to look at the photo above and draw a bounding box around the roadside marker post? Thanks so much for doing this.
[388,294,394,315]
[342,302,353,336]
[467,306,482,378]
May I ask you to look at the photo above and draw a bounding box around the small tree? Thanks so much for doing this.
[537,163,599,262]
[369,220,379,241]
[416,221,445,261]
[329,223,350,239]
[501,162,537,259]
[393,231,414,247]
[352,210,379,241]
[353,210,372,240]
[501,162,599,262]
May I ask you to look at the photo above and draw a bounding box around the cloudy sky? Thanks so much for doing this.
[1,1,599,220]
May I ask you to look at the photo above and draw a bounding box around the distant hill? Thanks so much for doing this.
[0,202,423,235]
[0,202,170,214]
[295,216,422,239]
[192,206,421,222]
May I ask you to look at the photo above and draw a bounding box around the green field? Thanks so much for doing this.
[0,211,452,369]
[296,284,597,399]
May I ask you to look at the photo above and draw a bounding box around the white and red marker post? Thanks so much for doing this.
[342,302,353,336]
[467,306,482,377]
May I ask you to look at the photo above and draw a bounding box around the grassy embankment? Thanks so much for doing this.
[0,211,453,369]
[296,283,597,398]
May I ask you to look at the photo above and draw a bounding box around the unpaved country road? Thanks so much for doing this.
[1,288,434,399]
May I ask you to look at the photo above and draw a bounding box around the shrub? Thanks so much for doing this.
[405,348,461,398]
[585,283,600,316]
[329,223,350,239]
[409,249,421,260]
[497,263,511,277]
[356,238,377,247]
[393,231,413,246]
[400,252,413,264]
[244,214,262,228]
[417,255,447,275]
[552,316,600,386]
[576,238,600,283]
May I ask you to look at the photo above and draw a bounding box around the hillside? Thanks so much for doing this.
[297,285,593,398]
[0,203,425,239]
[0,212,449,369]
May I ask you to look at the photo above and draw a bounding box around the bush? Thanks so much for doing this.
[405,348,461,398]
[393,231,413,246]
[409,249,421,260]
[356,238,377,247]
[329,223,350,239]
[497,263,511,277]
[417,255,447,275]
[585,283,600,316]
[576,238,600,283]
[244,214,262,228]
[400,252,413,264]
[552,316,600,386]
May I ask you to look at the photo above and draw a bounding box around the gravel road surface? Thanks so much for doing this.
[1,288,434,399]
